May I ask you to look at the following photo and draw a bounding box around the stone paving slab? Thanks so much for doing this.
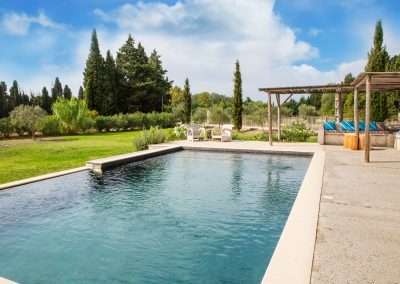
[311,146,400,284]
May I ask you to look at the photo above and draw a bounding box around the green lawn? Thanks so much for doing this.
[0,131,141,184]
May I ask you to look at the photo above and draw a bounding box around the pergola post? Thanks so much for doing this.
[354,88,359,136]
[335,92,343,122]
[276,94,281,140]
[268,92,273,146]
[365,75,371,162]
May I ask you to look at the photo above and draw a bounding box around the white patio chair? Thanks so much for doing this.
[212,124,233,142]
[186,124,205,141]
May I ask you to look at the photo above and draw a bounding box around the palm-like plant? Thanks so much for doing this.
[52,97,91,134]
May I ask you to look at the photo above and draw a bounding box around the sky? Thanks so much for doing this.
[1,0,400,101]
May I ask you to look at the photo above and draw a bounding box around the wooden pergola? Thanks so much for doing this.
[259,72,400,162]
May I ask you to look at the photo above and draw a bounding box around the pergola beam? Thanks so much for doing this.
[365,75,371,162]
[268,92,273,146]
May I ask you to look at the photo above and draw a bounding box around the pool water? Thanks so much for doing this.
[0,151,310,283]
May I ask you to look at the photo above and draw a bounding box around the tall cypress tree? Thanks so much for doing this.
[51,77,63,102]
[9,80,21,108]
[78,86,84,100]
[365,20,389,121]
[63,85,72,100]
[232,60,243,130]
[0,81,6,118]
[83,29,113,115]
[182,78,191,123]
[41,87,52,114]
[105,50,118,114]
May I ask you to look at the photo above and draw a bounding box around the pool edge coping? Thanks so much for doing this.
[0,166,89,191]
[261,150,325,284]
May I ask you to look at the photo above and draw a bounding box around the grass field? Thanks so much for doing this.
[0,132,141,184]
[0,129,318,185]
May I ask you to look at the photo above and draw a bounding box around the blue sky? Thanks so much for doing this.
[1,0,400,100]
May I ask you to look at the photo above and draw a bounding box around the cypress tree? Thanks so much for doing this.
[78,86,84,100]
[0,81,6,118]
[105,50,118,114]
[51,77,63,102]
[9,80,21,108]
[182,78,191,123]
[83,29,113,115]
[365,20,389,121]
[232,60,243,130]
[41,87,52,114]
[63,85,72,100]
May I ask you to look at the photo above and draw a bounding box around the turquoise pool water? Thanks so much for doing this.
[0,151,310,283]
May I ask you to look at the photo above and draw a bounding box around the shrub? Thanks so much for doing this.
[126,113,143,129]
[167,125,187,141]
[40,116,62,136]
[9,105,47,138]
[133,127,167,151]
[112,114,128,131]
[52,97,91,134]
[282,120,311,142]
[95,116,112,132]
[0,118,13,138]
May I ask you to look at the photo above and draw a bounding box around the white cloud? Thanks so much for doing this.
[1,11,64,36]
[308,28,323,37]
[93,0,333,100]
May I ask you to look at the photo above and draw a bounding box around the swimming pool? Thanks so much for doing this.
[0,150,310,283]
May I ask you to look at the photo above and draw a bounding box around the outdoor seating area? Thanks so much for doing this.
[186,124,233,142]
[318,121,395,148]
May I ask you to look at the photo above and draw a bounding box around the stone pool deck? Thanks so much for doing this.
[311,145,400,284]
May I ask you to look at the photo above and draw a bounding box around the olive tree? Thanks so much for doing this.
[9,105,46,139]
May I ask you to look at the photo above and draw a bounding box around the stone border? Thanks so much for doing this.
[86,146,183,173]
[261,151,325,284]
[0,166,89,191]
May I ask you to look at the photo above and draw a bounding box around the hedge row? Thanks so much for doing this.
[0,112,177,137]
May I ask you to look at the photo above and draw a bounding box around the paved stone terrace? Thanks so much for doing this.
[311,146,400,283]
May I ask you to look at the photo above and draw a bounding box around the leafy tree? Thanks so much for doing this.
[285,98,299,115]
[365,20,389,121]
[232,60,243,130]
[343,73,355,84]
[307,93,322,110]
[41,87,52,114]
[171,102,186,123]
[148,49,172,112]
[249,108,267,130]
[192,107,208,125]
[0,118,12,137]
[52,97,91,134]
[182,78,192,123]
[63,85,72,100]
[209,105,230,127]
[320,93,335,116]
[298,104,318,118]
[9,105,46,139]
[169,86,185,107]
[116,34,139,113]
[78,86,84,100]
[51,77,63,102]
[386,55,400,118]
